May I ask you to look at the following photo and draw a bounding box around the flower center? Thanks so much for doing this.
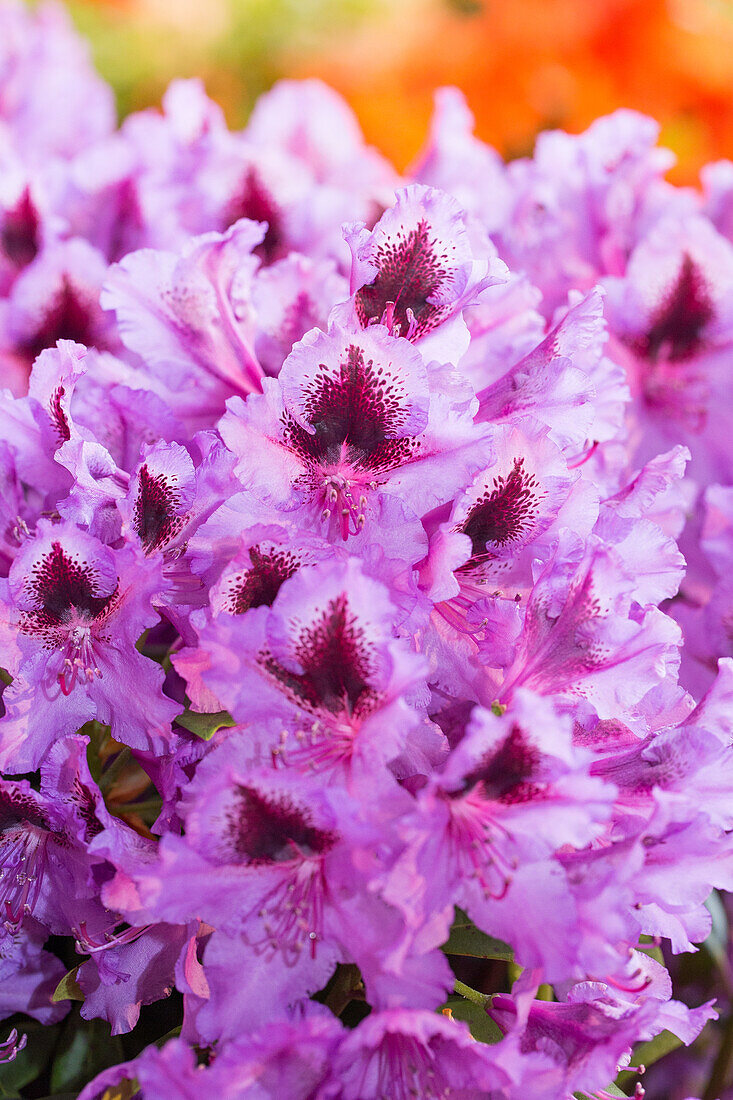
[640,253,714,364]
[223,544,301,614]
[458,458,541,567]
[261,593,376,719]
[354,219,448,339]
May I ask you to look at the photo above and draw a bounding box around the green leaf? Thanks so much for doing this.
[52,967,84,1004]
[51,1016,124,1094]
[704,889,730,968]
[102,1083,140,1100]
[154,1026,182,1049]
[442,997,503,1044]
[175,709,236,740]
[574,1085,627,1099]
[442,909,514,961]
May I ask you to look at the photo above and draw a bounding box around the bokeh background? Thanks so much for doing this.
[46,0,733,183]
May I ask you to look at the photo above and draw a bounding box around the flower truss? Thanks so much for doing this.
[1,5,733,1100]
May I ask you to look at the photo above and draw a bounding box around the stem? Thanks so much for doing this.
[454,979,490,1008]
[108,799,163,817]
[98,747,132,793]
[703,1009,733,1100]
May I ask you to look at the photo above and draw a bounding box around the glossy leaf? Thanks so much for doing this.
[52,968,84,1004]
[441,998,503,1044]
[51,1016,125,1094]
[175,709,236,740]
[442,909,514,961]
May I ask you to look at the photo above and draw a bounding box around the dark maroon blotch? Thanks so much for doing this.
[354,219,448,338]
[284,344,416,473]
[228,784,335,864]
[225,545,301,614]
[462,725,541,804]
[133,464,184,554]
[459,459,538,563]
[26,541,114,629]
[0,786,51,833]
[642,253,714,363]
[225,168,284,265]
[263,593,375,717]
[1,188,39,268]
[22,278,104,363]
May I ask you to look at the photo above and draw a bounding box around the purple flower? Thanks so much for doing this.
[386,691,614,981]
[102,219,267,428]
[220,323,490,541]
[604,214,733,478]
[0,521,178,771]
[0,736,117,939]
[497,537,682,720]
[0,39,727,1098]
[337,184,507,363]
[0,2,114,162]
[1,239,117,377]
[323,1008,509,1099]
[182,558,430,781]
[79,1011,342,1100]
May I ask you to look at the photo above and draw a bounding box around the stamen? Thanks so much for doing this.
[73,920,151,955]
[567,440,599,469]
[0,1029,26,1066]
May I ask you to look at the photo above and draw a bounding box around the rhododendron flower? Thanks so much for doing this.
[337,184,508,363]
[0,521,178,770]
[221,323,491,542]
[182,558,431,780]
[0,12,730,1098]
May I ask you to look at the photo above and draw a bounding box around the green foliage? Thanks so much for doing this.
[51,1016,125,1095]
[441,996,503,1043]
[441,909,514,961]
[52,968,84,1005]
[574,1084,627,1099]
[175,708,236,740]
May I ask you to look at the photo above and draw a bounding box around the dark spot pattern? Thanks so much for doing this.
[223,545,301,614]
[227,784,335,864]
[354,219,453,338]
[0,786,51,833]
[22,541,115,640]
[459,458,541,563]
[69,778,104,840]
[262,593,376,717]
[133,464,185,554]
[283,344,419,474]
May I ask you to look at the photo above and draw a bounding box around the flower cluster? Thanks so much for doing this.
[1,5,733,1099]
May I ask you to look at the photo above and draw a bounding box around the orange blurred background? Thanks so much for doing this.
[64,0,733,183]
